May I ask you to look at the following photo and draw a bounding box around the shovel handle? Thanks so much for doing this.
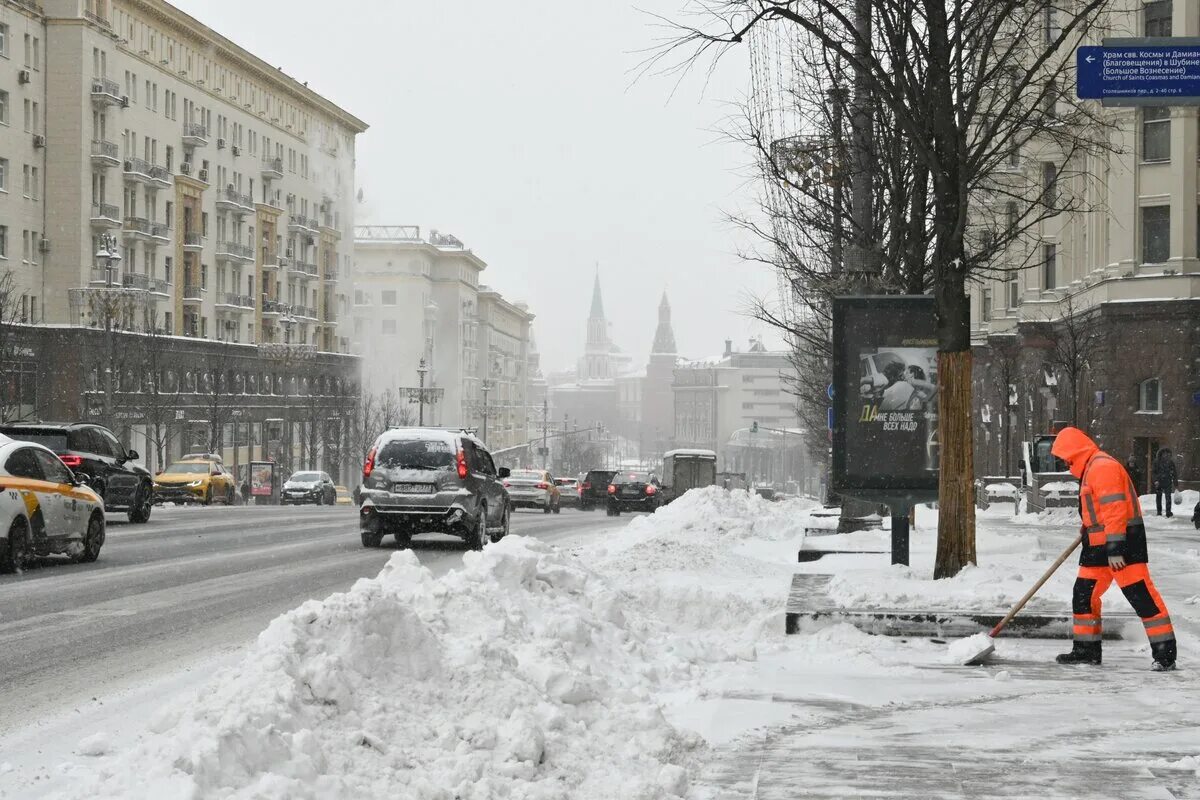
[988,532,1083,638]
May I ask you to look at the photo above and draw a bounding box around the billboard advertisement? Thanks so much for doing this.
[832,296,939,500]
[249,461,276,498]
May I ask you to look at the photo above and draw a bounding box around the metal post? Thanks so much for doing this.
[482,380,491,443]
[890,502,911,566]
[417,358,428,427]
[542,397,548,470]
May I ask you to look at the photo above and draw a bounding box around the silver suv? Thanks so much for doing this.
[358,428,511,549]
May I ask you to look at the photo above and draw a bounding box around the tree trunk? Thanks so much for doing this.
[935,348,977,577]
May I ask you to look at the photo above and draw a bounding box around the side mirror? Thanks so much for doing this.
[498,467,511,479]
[125,449,140,462]
[74,472,92,487]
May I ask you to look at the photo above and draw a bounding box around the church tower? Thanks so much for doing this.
[643,290,680,454]
[581,270,613,380]
[651,292,678,355]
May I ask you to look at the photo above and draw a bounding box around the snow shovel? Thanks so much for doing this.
[959,532,1083,665]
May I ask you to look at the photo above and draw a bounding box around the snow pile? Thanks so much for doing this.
[57,488,816,800]
[943,632,994,665]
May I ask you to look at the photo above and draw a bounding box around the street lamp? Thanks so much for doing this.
[95,234,122,287]
[417,358,429,426]
[95,234,123,419]
[481,378,493,443]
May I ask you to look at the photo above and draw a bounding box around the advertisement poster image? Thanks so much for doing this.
[854,346,939,477]
[250,461,275,497]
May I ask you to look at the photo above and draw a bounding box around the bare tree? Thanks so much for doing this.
[200,345,238,455]
[138,309,182,472]
[652,0,1121,576]
[1040,296,1101,429]
[0,271,33,422]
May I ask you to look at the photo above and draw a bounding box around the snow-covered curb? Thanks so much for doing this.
[53,489,816,800]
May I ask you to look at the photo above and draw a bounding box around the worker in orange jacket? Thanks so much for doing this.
[1051,427,1176,670]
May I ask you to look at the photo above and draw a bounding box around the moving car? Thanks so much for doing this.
[281,471,338,505]
[504,469,561,513]
[0,435,106,572]
[554,477,581,508]
[579,469,617,511]
[335,485,353,506]
[153,458,237,505]
[0,422,153,523]
[606,471,662,516]
[359,428,511,550]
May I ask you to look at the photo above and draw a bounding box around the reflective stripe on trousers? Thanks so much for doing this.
[1071,563,1175,647]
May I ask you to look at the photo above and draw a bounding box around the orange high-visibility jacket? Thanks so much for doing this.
[1051,427,1147,565]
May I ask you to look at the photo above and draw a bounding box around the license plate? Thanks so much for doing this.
[394,483,433,494]
[622,487,641,496]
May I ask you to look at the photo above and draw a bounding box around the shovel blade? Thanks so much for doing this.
[964,642,996,666]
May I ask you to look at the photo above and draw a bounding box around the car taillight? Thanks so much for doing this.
[607,484,617,494]
[457,450,469,479]
[60,455,83,468]
[582,482,591,490]
[578,486,583,496]
[503,481,511,488]
[646,485,657,495]
[363,446,377,480]
[536,482,549,489]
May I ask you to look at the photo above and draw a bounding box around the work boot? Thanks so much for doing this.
[1151,640,1177,672]
[1152,660,1176,672]
[1056,642,1102,665]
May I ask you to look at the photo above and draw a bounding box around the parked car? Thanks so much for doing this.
[579,469,617,511]
[281,471,338,505]
[153,458,237,505]
[0,435,106,572]
[335,485,353,506]
[504,469,562,513]
[606,471,662,516]
[554,477,581,508]
[358,428,511,549]
[0,422,153,523]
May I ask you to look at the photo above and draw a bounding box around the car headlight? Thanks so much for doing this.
[187,480,204,487]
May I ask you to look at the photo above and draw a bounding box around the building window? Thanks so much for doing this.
[1005,201,1018,233]
[1043,243,1056,289]
[0,158,7,192]
[0,226,7,259]
[1008,278,1021,309]
[382,319,397,335]
[1041,162,1057,209]
[0,24,8,58]
[0,90,8,125]
[981,287,992,322]
[1138,378,1162,413]
[1142,205,1170,264]
[1142,106,1170,162]
[1043,6,1057,43]
[1145,0,1172,36]
[381,290,397,305]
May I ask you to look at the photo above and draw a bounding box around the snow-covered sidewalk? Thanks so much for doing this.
[19,488,1200,799]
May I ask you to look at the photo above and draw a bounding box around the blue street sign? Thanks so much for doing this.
[827,406,834,431]
[826,383,835,401]
[1192,391,1200,407]
[1078,41,1200,105]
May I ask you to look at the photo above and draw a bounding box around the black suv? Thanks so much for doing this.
[0,422,154,523]
[606,471,663,516]
[359,428,512,549]
[579,469,617,511]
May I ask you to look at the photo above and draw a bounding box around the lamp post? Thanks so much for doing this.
[481,378,493,443]
[417,357,429,426]
[95,234,122,420]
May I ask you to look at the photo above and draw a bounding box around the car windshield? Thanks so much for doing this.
[510,470,543,480]
[290,472,321,482]
[2,431,68,451]
[165,463,210,474]
[377,439,455,470]
[613,472,652,484]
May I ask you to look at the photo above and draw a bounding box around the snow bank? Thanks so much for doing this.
[943,632,994,665]
[57,488,816,800]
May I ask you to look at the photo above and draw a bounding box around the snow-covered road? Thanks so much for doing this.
[0,503,623,793]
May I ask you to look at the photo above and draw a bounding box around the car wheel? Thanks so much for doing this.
[491,504,510,543]
[361,529,384,548]
[469,507,488,551]
[0,518,30,574]
[128,482,153,524]
[76,513,105,563]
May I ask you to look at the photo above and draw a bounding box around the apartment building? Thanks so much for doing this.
[352,226,535,449]
[970,0,1200,482]
[0,0,367,352]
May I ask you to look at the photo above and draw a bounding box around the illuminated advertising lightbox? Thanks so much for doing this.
[832,295,939,500]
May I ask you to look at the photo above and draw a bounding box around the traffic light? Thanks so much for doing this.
[751,421,759,434]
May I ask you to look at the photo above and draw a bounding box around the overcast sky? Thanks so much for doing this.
[173,0,780,371]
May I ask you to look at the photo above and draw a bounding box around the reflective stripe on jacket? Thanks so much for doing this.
[1079,453,1142,554]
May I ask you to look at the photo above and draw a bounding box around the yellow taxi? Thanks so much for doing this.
[153,459,237,505]
[0,435,106,572]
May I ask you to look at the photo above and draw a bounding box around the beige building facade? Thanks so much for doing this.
[4,0,366,352]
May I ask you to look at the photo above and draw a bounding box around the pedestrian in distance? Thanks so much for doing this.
[1125,454,1146,499]
[1051,427,1176,671]
[1152,447,1179,518]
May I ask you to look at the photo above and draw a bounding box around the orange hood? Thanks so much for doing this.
[1050,427,1099,479]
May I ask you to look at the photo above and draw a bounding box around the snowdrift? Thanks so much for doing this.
[59,488,814,800]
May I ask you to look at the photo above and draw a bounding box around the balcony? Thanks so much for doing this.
[183,232,205,252]
[83,10,111,29]
[261,156,283,180]
[90,203,121,229]
[91,77,122,106]
[216,293,255,312]
[182,122,208,148]
[287,215,319,235]
[90,140,120,167]
[121,216,152,241]
[261,250,282,271]
[294,305,318,321]
[323,268,338,283]
[121,273,151,291]
[293,260,319,280]
[216,240,254,264]
[150,223,171,243]
[123,157,161,185]
[182,283,204,303]
[216,186,254,215]
[148,164,172,187]
[262,299,290,317]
